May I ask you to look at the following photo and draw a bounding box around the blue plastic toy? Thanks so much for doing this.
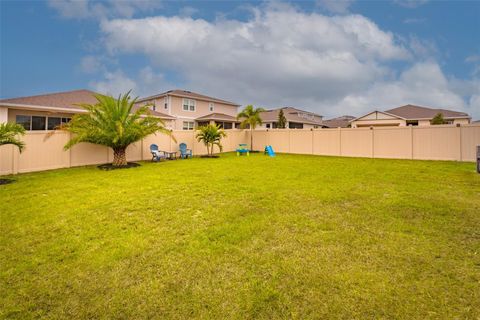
[264,145,275,157]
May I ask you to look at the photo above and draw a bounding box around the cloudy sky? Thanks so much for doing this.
[1,0,479,119]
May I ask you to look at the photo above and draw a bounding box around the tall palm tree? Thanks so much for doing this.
[196,124,227,156]
[63,91,171,167]
[0,122,26,152]
[237,105,265,151]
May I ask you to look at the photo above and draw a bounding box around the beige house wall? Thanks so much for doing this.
[351,119,406,128]
[352,117,471,128]
[145,96,238,130]
[0,106,8,123]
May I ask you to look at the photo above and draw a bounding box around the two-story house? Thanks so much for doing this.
[136,90,240,130]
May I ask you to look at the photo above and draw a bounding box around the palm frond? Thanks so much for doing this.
[0,123,26,152]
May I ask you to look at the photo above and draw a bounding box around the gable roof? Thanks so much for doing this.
[137,89,240,106]
[260,107,323,125]
[323,115,355,128]
[196,112,239,122]
[350,110,405,122]
[0,89,174,120]
[0,89,99,111]
[385,104,470,120]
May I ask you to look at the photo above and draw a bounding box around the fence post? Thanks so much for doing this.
[12,145,19,174]
[458,124,462,161]
[338,127,342,156]
[68,132,72,168]
[371,127,374,158]
[410,125,414,160]
[311,129,314,155]
[288,129,291,153]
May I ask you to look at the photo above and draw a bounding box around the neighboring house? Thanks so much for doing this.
[0,89,175,130]
[323,115,355,128]
[257,107,325,129]
[135,89,240,130]
[350,104,471,128]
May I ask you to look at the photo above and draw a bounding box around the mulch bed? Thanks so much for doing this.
[0,179,15,185]
[200,155,220,158]
[97,162,141,171]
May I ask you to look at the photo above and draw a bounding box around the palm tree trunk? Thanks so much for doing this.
[113,147,127,166]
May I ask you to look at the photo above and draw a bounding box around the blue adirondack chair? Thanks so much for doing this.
[150,144,165,162]
[179,143,193,159]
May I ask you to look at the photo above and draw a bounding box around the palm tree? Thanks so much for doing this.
[63,91,171,167]
[237,105,265,151]
[196,124,226,157]
[0,122,26,152]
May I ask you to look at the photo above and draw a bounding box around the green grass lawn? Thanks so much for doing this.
[1,153,479,319]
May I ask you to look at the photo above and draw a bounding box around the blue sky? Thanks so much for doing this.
[1,0,479,118]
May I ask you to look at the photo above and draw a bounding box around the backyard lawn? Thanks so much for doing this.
[1,153,479,319]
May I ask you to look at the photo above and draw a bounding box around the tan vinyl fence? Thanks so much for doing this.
[0,130,249,175]
[1,125,479,175]
[252,124,480,162]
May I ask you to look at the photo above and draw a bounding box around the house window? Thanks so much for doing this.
[183,99,196,111]
[406,120,418,126]
[47,117,61,130]
[266,123,271,129]
[197,121,209,127]
[31,116,46,130]
[62,117,71,124]
[272,122,278,129]
[214,122,233,129]
[164,97,168,110]
[182,121,194,130]
[289,122,303,129]
[209,102,214,112]
[16,115,31,130]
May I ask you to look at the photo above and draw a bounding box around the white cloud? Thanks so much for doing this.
[87,4,478,119]
[48,0,162,20]
[99,5,409,107]
[329,62,468,115]
[80,55,102,74]
[316,0,355,14]
[89,70,137,96]
[89,67,172,97]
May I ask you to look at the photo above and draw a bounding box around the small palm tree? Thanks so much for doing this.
[0,122,26,152]
[196,124,226,156]
[237,105,265,151]
[63,91,171,167]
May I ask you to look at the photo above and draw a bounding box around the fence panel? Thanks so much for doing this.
[290,130,313,154]
[373,127,412,159]
[340,128,373,158]
[267,130,290,153]
[17,132,70,173]
[0,145,14,175]
[312,129,341,156]
[461,125,480,161]
[413,126,461,161]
